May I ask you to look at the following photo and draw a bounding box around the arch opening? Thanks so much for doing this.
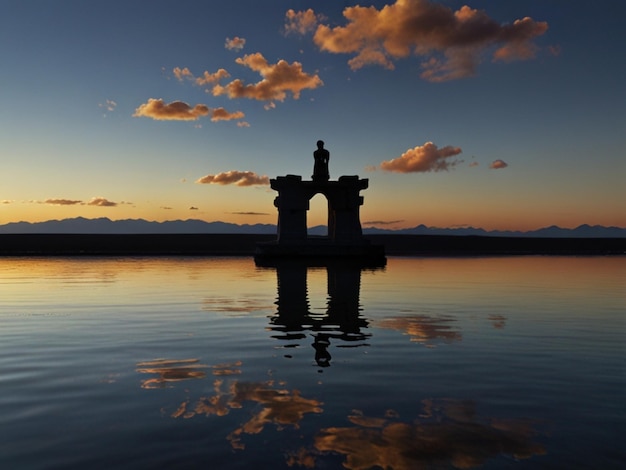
[307,193,329,237]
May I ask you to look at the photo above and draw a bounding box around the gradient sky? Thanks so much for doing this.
[1,0,624,231]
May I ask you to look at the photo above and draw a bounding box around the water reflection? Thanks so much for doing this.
[261,259,383,366]
[376,315,462,347]
[142,359,324,450]
[136,358,208,389]
[303,399,545,469]
[132,258,551,468]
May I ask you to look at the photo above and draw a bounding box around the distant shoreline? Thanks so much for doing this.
[0,234,623,256]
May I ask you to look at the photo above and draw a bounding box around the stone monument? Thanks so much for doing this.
[255,141,385,262]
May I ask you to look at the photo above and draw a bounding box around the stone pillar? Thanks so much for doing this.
[271,175,309,243]
[327,176,368,243]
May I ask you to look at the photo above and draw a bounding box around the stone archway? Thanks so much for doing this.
[307,192,330,237]
[270,175,368,244]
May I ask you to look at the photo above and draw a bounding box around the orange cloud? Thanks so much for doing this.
[45,198,82,206]
[133,99,210,121]
[173,67,230,86]
[195,68,230,86]
[225,36,246,51]
[172,66,193,81]
[87,197,117,207]
[133,98,244,123]
[212,52,323,102]
[196,171,269,187]
[285,8,319,35]
[489,159,509,169]
[300,0,547,81]
[363,220,404,226]
[210,107,245,122]
[380,142,462,173]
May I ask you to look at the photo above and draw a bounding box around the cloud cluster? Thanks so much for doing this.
[225,36,246,51]
[43,197,118,207]
[196,171,269,187]
[231,211,270,216]
[45,198,82,206]
[133,99,244,122]
[380,142,462,173]
[284,8,319,35]
[363,219,404,226]
[290,0,548,81]
[99,99,117,114]
[212,53,323,102]
[142,35,324,128]
[489,159,509,169]
[88,197,117,207]
[174,53,322,106]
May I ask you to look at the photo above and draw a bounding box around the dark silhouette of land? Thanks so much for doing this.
[0,233,623,256]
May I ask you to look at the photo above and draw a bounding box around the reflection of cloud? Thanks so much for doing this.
[488,314,506,329]
[167,370,323,450]
[202,296,273,315]
[226,381,324,450]
[196,170,269,187]
[376,315,461,347]
[299,0,548,81]
[136,358,208,389]
[489,159,509,169]
[212,52,323,103]
[225,36,246,51]
[380,142,462,173]
[311,399,545,469]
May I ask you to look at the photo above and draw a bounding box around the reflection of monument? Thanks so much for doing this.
[259,259,383,367]
[255,141,385,261]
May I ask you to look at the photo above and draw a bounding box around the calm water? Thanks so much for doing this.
[0,256,624,469]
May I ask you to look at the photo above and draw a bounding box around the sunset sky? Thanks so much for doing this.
[1,0,624,231]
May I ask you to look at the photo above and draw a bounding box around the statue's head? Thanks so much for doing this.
[316,140,324,148]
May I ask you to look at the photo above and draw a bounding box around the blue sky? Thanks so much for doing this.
[1,0,624,230]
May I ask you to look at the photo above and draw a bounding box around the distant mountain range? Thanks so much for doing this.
[0,217,624,238]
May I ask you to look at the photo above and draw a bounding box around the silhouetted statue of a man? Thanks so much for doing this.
[312,140,330,182]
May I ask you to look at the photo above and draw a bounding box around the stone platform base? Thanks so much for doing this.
[255,239,386,266]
